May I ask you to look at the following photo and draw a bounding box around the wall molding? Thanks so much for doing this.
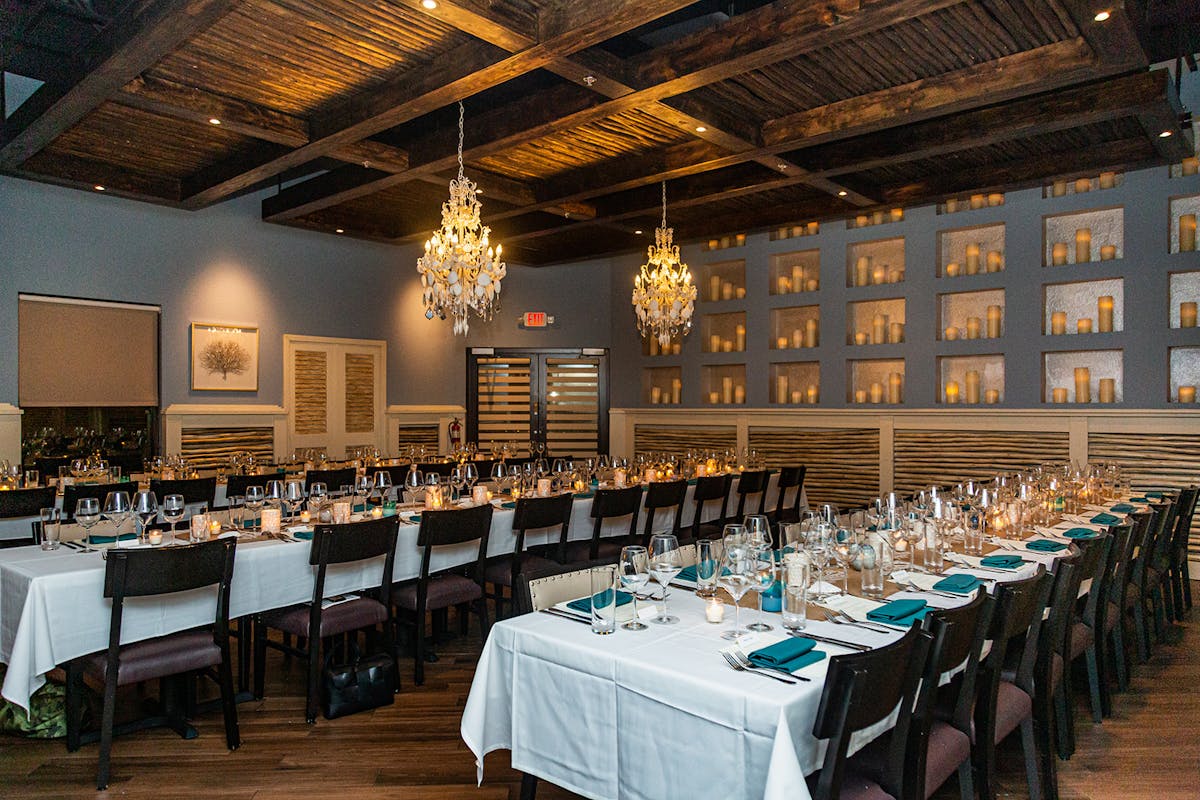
[162,403,288,460]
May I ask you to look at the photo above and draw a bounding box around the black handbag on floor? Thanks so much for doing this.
[320,644,396,719]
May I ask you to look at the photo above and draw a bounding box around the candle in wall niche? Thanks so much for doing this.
[874,210,886,226]
[709,275,721,302]
[777,275,791,295]
[735,324,746,351]
[1099,378,1116,404]
[722,376,734,404]
[650,386,662,404]
[965,244,981,275]
[945,198,959,213]
[945,381,960,404]
[806,318,820,348]
[791,390,803,404]
[648,337,658,356]
[988,193,1004,207]
[1075,178,1091,193]
[1052,388,1068,404]
[708,391,720,405]
[970,193,985,209]
[734,384,746,405]
[855,256,871,287]
[1074,367,1091,404]
[887,372,903,404]
[889,321,904,344]
[1099,172,1116,189]
[1097,296,1114,332]
[986,250,1003,272]
[945,262,961,277]
[872,314,886,345]
[672,343,681,354]
[776,374,789,405]
[1181,302,1198,328]
[722,281,734,300]
[944,326,959,341]
[985,389,1001,404]
[792,265,804,288]
[806,278,820,292]
[722,339,733,353]
[965,370,981,404]
[1100,245,1117,261]
[855,389,868,404]
[891,208,904,222]
[1181,214,1197,252]
[792,328,804,349]
[735,287,746,299]
[1051,242,1068,266]
[1051,311,1067,335]
[671,378,682,404]
[1077,318,1093,334]
[808,221,820,235]
[807,385,819,404]
[776,336,788,349]
[855,332,869,346]
[869,382,884,404]
[1075,228,1091,263]
[872,265,886,285]
[987,305,1003,338]
[709,334,721,353]
[1179,386,1197,404]
[965,317,981,340]
[1052,179,1067,197]
[856,214,869,228]
[1184,157,1199,176]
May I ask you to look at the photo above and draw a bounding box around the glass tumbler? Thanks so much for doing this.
[39,507,61,550]
[590,566,617,635]
[781,556,808,630]
[694,538,721,597]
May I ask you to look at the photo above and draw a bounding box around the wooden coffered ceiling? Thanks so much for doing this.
[1,0,1196,265]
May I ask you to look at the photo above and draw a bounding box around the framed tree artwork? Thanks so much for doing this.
[190,323,259,391]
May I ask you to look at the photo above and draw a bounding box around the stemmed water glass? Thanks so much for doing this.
[103,491,132,539]
[354,475,371,509]
[265,480,284,512]
[463,462,478,494]
[450,465,467,501]
[490,461,505,484]
[719,536,755,641]
[162,493,186,534]
[75,497,101,543]
[744,516,773,631]
[373,470,393,502]
[132,490,158,544]
[308,482,328,520]
[647,533,682,624]
[243,486,264,531]
[749,549,777,632]
[618,545,650,631]
[282,480,305,521]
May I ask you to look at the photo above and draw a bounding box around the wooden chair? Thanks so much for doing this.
[640,479,687,543]
[1065,532,1115,735]
[303,467,356,493]
[393,503,493,685]
[1167,486,1198,618]
[61,482,126,521]
[1106,513,1148,693]
[367,463,413,488]
[1129,502,1173,659]
[562,486,643,563]
[808,626,932,800]
[689,474,734,540]
[150,476,217,508]
[483,494,571,619]
[730,469,769,521]
[1085,521,1133,716]
[768,465,807,525]
[0,485,55,518]
[65,538,239,789]
[224,473,271,498]
[1144,497,1181,640]
[254,516,400,722]
[417,461,456,478]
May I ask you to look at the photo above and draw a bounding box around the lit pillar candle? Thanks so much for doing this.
[891,207,904,222]
[473,485,489,504]
[709,334,721,353]
[1052,180,1067,197]
[806,318,820,348]
[708,391,719,405]
[985,389,1000,404]
[984,252,1001,274]
[945,381,960,404]
[965,370,981,404]
[944,326,959,341]
[734,384,745,404]
[1181,214,1197,252]
[650,386,662,404]
[1075,228,1091,263]
[855,389,868,404]
[1179,386,1197,403]
[1077,318,1093,334]
[887,372,903,404]
[986,305,1003,338]
[777,275,791,294]
[806,385,819,404]
[945,198,959,212]
[970,194,985,209]
[792,328,804,348]
[873,210,885,226]
[722,339,733,352]
[1051,311,1067,335]
[805,278,819,292]
[855,332,869,345]
[872,314,886,344]
[871,265,886,285]
[722,376,734,404]
[1099,171,1116,189]
[1181,302,1198,328]
[889,321,904,344]
[855,256,871,287]
[333,500,352,523]
[945,262,961,277]
[792,265,804,288]
[1074,367,1091,404]
[722,281,734,300]
[776,374,789,404]
[1099,378,1116,404]
[988,193,1004,207]
[1051,243,1068,266]
[1075,178,1091,193]
[671,379,681,404]
[790,389,802,404]
[735,324,746,351]
[965,244,981,274]
[776,336,788,349]
[965,317,981,339]
[1052,388,1068,404]
[807,221,819,235]
[1097,296,1114,332]
[856,214,869,228]
[709,275,721,302]
[672,343,681,354]
[1184,157,1199,176]
[869,382,884,403]
[1100,245,1117,261]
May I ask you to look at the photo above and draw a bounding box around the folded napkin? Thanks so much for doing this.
[1146,491,1165,499]
[287,525,315,540]
[1127,496,1148,503]
[87,532,138,544]
[566,589,634,615]
[1109,503,1136,513]
[500,501,517,509]
[573,491,595,500]
[748,637,826,672]
[866,598,928,626]
[677,563,731,582]
[1026,539,1069,552]
[686,478,698,486]
[933,574,983,594]
[980,554,1026,569]
[1090,512,1119,525]
[1063,527,1098,540]
[403,514,422,525]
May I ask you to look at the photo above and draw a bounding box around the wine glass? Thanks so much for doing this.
[490,461,505,483]
[450,465,466,501]
[744,516,773,631]
[354,474,371,508]
[831,524,860,593]
[103,491,132,539]
[265,479,284,511]
[463,462,479,492]
[75,497,101,543]
[243,486,264,531]
[132,490,158,544]
[373,470,393,503]
[748,549,777,632]
[647,533,682,624]
[282,480,305,521]
[308,482,328,520]
[162,493,186,535]
[618,546,650,631]
[719,545,755,641]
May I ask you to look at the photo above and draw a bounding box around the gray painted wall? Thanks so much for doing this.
[0,177,612,409]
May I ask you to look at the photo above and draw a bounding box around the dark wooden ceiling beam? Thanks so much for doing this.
[11,152,183,204]
[0,0,237,169]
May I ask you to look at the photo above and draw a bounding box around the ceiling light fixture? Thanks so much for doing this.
[93,185,105,191]
[335,228,344,233]
[421,0,438,9]
[1093,10,1110,22]
[416,101,506,336]
[838,190,848,197]
[1159,129,1173,137]
[208,118,221,125]
[635,229,643,235]
[631,181,696,348]
[695,126,707,132]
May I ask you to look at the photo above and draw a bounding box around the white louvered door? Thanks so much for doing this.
[284,335,386,459]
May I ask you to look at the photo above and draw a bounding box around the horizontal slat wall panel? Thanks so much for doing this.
[1087,433,1200,555]
[181,426,273,469]
[293,349,327,435]
[893,430,1070,494]
[344,353,375,434]
[635,426,736,458]
[748,427,880,508]
[397,425,438,454]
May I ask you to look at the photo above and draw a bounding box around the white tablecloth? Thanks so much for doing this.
[1,474,786,714]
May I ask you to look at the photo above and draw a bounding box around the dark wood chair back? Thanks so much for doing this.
[506,494,573,587]
[367,464,412,486]
[304,467,356,493]
[580,486,643,561]
[810,625,932,800]
[0,486,56,518]
[309,516,400,612]
[224,473,273,498]
[35,456,70,480]
[416,503,494,582]
[1144,500,1178,576]
[690,474,733,538]
[732,469,769,519]
[773,466,807,522]
[417,461,456,478]
[641,479,687,541]
[62,482,128,521]
[150,477,216,508]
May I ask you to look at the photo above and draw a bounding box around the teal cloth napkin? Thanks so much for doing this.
[87,532,138,544]
[573,491,595,500]
[403,514,422,525]
[1027,539,1069,552]
[981,554,1026,569]
[352,503,366,513]
[1146,491,1164,499]
[933,574,983,593]
[500,501,517,509]
[1109,503,1136,513]
[866,598,928,626]
[686,478,698,486]
[293,529,314,540]
[1063,527,1099,539]
[1127,496,1148,503]
[748,637,826,672]
[566,589,633,615]
[677,563,731,582]
[1090,513,1119,525]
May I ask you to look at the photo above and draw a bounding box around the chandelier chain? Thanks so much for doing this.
[457,101,465,180]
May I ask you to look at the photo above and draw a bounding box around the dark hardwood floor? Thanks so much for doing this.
[1,598,1196,800]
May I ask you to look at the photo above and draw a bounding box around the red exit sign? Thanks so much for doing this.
[522,311,550,328]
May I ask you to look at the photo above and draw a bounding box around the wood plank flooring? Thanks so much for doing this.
[1,599,1196,800]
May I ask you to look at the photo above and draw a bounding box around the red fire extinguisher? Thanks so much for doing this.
[448,417,463,449]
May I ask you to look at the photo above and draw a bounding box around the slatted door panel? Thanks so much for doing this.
[293,349,328,437]
[286,337,385,459]
[544,357,601,457]
[344,352,376,434]
[475,356,533,456]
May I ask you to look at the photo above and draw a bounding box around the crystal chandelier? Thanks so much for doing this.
[632,182,696,348]
[417,101,506,336]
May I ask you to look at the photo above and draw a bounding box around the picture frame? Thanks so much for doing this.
[190,322,259,391]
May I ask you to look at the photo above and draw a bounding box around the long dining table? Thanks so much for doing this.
[0,473,786,715]
[458,500,1135,800]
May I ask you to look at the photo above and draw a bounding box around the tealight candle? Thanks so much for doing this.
[988,193,1004,207]
[1097,296,1114,332]
[299,509,311,524]
[805,278,819,292]
[1075,178,1091,193]
[148,530,163,545]
[705,597,725,623]
[1052,179,1067,196]
[945,262,961,277]
[985,389,1000,404]
[965,244,981,274]
[722,339,733,352]
[891,207,904,222]
[708,391,719,405]
[1075,228,1091,263]
[1077,318,1093,334]
[537,478,553,497]
[735,286,745,299]
[970,193,985,209]
[1051,311,1067,335]
[986,305,1003,338]
[945,381,960,404]
[1051,242,1068,266]
[1181,302,1198,328]
[1179,386,1197,403]
[1099,171,1116,189]
[1099,378,1116,404]
[614,468,627,488]
[1182,214,1198,252]
[777,336,789,349]
[210,519,222,536]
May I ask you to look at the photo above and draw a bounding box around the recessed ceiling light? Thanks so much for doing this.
[93,185,105,191]
[695,126,707,132]
[635,229,643,234]
[421,0,437,8]
[476,188,483,194]
[208,118,221,125]
[837,190,847,197]
[1159,129,1173,137]
[777,163,788,170]
[335,228,344,234]
[1093,10,1111,22]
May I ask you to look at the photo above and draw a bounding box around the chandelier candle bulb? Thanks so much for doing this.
[1179,386,1197,403]
[806,318,820,347]
[887,373,903,404]
[966,317,981,340]
[722,377,733,404]
[855,256,871,287]
[1052,388,1068,404]
[986,305,1003,338]
[965,370,981,404]
[965,244,981,274]
[945,262,961,277]
[985,389,1001,404]
[1051,311,1067,335]
[734,384,745,404]
[1181,302,1198,327]
[872,314,886,344]
[1100,245,1117,261]
[987,251,1003,272]
[806,385,819,404]
[1099,172,1116,189]
[888,321,904,344]
[1052,242,1068,265]
[1074,367,1091,404]
[944,326,959,341]
[1097,296,1114,332]
[869,382,884,403]
[1075,178,1092,193]
[855,389,868,404]
[945,381,960,404]
[735,324,746,351]
[1099,378,1116,404]
[1075,229,1091,263]
[777,375,789,404]
[1181,214,1197,252]
[1077,318,1093,334]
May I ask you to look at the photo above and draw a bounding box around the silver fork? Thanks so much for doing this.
[904,581,963,599]
[822,608,895,634]
[727,648,810,682]
[720,651,798,684]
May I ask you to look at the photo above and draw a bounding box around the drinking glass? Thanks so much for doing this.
[243,486,264,531]
[589,566,617,635]
[103,491,132,538]
[228,495,245,531]
[748,550,776,632]
[24,469,39,489]
[718,550,755,641]
[860,542,884,599]
[780,521,804,554]
[744,514,772,549]
[283,480,305,521]
[308,482,328,520]
[831,525,859,593]
[39,507,61,550]
[450,465,466,501]
[490,462,505,483]
[373,470,393,502]
[618,546,650,631]
[132,490,158,544]
[354,475,371,509]
[781,555,808,630]
[647,533,682,624]
[694,538,721,598]
[405,465,424,500]
[265,479,284,511]
[75,497,101,542]
[464,462,478,492]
